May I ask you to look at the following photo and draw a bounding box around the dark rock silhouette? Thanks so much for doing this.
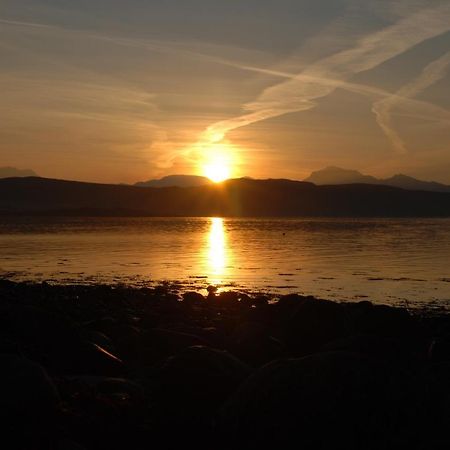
[219,351,428,450]
[0,280,448,450]
[0,355,60,449]
[150,345,250,446]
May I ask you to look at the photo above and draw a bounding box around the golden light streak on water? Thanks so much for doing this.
[207,217,227,285]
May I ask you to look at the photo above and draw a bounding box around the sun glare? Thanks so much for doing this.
[204,162,230,183]
[201,143,235,183]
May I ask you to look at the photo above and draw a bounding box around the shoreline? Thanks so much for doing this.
[0,279,448,449]
[1,276,448,316]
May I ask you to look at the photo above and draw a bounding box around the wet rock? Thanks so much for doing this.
[217,291,239,305]
[150,345,250,446]
[276,293,309,313]
[182,291,205,306]
[284,298,349,355]
[61,376,144,418]
[429,338,450,363]
[348,303,414,337]
[424,362,450,447]
[0,305,79,352]
[207,285,218,300]
[138,328,209,366]
[57,440,87,450]
[0,354,61,448]
[66,342,124,376]
[219,351,425,450]
[59,376,146,450]
[321,334,424,366]
[79,330,115,354]
[231,321,286,366]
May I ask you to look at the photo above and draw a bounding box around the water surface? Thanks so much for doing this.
[1,217,449,310]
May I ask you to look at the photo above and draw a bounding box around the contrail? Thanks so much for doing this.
[203,3,450,142]
[372,51,450,154]
[4,13,448,129]
[0,18,55,29]
[3,11,450,157]
[0,16,265,74]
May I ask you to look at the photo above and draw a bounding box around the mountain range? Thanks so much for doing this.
[4,167,449,193]
[0,167,38,179]
[303,167,450,193]
[135,174,212,188]
[136,168,450,193]
[1,176,450,217]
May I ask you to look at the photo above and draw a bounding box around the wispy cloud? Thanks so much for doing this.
[0,18,55,29]
[372,51,450,153]
[0,16,268,75]
[203,3,450,142]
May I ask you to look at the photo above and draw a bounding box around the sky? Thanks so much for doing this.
[1,0,450,184]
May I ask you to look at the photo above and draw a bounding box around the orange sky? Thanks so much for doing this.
[1,0,450,183]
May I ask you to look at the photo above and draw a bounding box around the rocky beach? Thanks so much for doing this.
[0,279,448,450]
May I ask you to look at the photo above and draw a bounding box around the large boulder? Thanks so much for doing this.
[219,351,427,450]
[347,303,414,337]
[150,345,251,446]
[0,355,60,448]
[283,298,350,355]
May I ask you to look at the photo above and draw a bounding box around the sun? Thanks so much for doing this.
[202,145,234,183]
[204,162,230,183]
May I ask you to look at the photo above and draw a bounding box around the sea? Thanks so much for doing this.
[1,216,449,311]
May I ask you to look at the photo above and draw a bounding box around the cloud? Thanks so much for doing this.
[372,51,450,153]
[203,3,450,142]
[0,18,54,29]
[0,16,268,75]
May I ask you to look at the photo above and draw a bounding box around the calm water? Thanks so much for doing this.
[1,216,449,310]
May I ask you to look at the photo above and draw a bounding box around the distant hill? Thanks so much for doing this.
[0,167,38,179]
[304,166,379,185]
[1,176,450,217]
[135,175,212,188]
[381,174,450,193]
[304,167,450,193]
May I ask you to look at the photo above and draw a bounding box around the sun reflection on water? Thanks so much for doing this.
[207,217,228,284]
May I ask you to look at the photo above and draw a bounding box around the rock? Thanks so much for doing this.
[138,328,210,367]
[182,291,205,306]
[348,303,414,337]
[429,338,450,363]
[423,362,450,447]
[321,334,424,366]
[62,376,144,417]
[284,298,349,355]
[219,351,426,450]
[217,291,239,304]
[150,345,251,446]
[57,440,88,450]
[65,342,124,376]
[0,355,61,448]
[79,330,115,354]
[0,305,80,357]
[231,321,286,366]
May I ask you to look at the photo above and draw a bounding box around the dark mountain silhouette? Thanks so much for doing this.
[0,166,38,179]
[135,174,212,188]
[1,176,450,217]
[381,174,450,193]
[304,167,379,185]
[304,166,450,193]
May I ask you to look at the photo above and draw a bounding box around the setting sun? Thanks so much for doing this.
[204,162,230,183]
[201,143,236,182]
